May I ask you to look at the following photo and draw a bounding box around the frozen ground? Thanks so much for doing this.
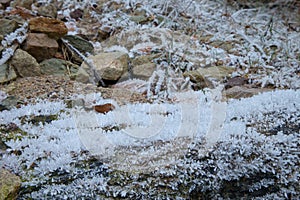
[0,0,299,199]
[0,88,299,198]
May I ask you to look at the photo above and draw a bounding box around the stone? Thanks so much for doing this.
[10,0,33,10]
[132,62,156,80]
[224,85,273,99]
[74,67,90,83]
[225,76,248,89]
[0,168,21,200]
[70,8,83,20]
[62,35,94,63]
[0,0,11,8]
[0,64,17,83]
[101,28,190,52]
[183,66,234,89]
[36,3,57,18]
[10,49,41,77]
[0,19,18,36]
[29,17,68,40]
[8,6,35,20]
[80,52,129,82]
[131,54,159,66]
[40,58,79,76]
[0,95,20,110]
[97,26,113,42]
[23,33,58,62]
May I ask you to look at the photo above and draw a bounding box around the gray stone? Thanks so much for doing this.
[0,19,18,36]
[10,49,41,77]
[10,0,33,10]
[23,33,58,62]
[0,168,21,200]
[36,3,57,18]
[0,95,20,110]
[183,66,234,89]
[101,28,190,52]
[40,58,79,77]
[80,52,129,82]
[0,64,17,83]
[224,85,273,99]
[74,67,90,83]
[62,35,94,63]
[132,62,156,80]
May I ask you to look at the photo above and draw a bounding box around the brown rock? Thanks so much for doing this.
[224,85,273,99]
[9,6,36,20]
[23,33,58,62]
[29,17,68,40]
[10,49,41,77]
[70,8,83,20]
[225,76,248,89]
[94,103,115,114]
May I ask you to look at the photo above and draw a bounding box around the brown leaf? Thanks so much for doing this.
[94,103,115,114]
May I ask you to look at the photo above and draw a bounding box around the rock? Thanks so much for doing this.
[36,3,57,18]
[0,168,21,200]
[0,90,7,102]
[70,8,83,20]
[29,17,68,40]
[101,28,190,52]
[74,67,90,83]
[23,33,58,62]
[62,35,94,63]
[10,0,33,10]
[0,19,18,36]
[130,15,149,24]
[224,85,273,99]
[132,62,156,80]
[10,49,41,77]
[0,95,20,110]
[131,54,159,66]
[183,66,234,89]
[80,52,129,82]
[0,0,11,8]
[0,64,17,83]
[97,26,113,42]
[8,6,36,20]
[225,76,248,89]
[40,58,79,77]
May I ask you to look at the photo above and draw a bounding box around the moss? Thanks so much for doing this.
[19,114,59,126]
[0,123,28,142]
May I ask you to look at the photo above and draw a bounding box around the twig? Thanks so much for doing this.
[61,39,106,87]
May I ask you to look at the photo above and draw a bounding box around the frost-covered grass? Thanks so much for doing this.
[53,0,300,89]
[0,0,299,199]
[0,89,299,199]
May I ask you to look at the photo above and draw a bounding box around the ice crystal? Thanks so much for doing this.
[0,22,28,65]
[0,89,299,199]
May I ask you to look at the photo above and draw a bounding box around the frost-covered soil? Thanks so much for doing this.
[0,89,299,199]
[1,0,300,199]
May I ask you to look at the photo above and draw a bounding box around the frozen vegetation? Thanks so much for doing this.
[0,0,299,199]
[0,89,299,199]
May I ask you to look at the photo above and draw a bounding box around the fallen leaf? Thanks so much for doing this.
[94,103,115,114]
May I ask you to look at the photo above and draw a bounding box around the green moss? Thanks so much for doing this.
[19,114,59,126]
[0,123,28,142]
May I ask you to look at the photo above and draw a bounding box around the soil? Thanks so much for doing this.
[0,75,149,106]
